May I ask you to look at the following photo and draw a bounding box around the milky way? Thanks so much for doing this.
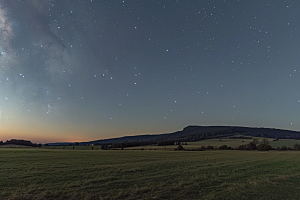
[0,0,300,143]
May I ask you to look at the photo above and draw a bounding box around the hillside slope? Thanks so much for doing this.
[46,126,300,145]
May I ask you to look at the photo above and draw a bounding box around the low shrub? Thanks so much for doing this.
[219,145,228,150]
[279,146,287,151]
[257,144,272,151]
[175,144,184,151]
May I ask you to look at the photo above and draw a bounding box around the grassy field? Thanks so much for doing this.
[125,137,299,150]
[269,139,300,148]
[1,148,300,200]
[124,138,256,150]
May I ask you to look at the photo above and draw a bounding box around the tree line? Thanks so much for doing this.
[0,139,42,147]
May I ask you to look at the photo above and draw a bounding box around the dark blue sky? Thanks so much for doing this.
[0,0,299,143]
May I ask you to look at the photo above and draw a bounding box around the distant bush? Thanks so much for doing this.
[246,142,257,150]
[294,143,300,151]
[207,145,214,150]
[257,144,272,151]
[279,146,287,151]
[175,144,184,151]
[260,138,269,145]
[257,139,272,151]
[185,147,205,151]
[237,141,257,150]
[4,139,38,147]
[218,145,228,150]
[237,145,246,150]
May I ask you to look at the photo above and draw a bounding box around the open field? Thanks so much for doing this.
[1,148,300,200]
[187,138,255,149]
[188,137,300,149]
[125,137,300,150]
[270,139,300,148]
[124,138,256,150]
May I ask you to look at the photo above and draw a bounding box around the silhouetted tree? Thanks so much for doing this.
[260,138,269,145]
[246,142,257,150]
[257,140,272,151]
[237,145,246,150]
[252,138,259,145]
[279,146,287,151]
[175,144,184,151]
[257,144,272,151]
[219,145,228,150]
[101,144,107,150]
[256,139,272,151]
[5,139,36,147]
[294,143,300,151]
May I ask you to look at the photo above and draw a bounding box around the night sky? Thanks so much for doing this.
[1,0,300,143]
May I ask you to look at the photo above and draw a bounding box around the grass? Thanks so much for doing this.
[124,137,300,150]
[269,139,300,148]
[1,148,300,199]
[124,137,257,150]
[185,137,300,149]
[186,138,255,148]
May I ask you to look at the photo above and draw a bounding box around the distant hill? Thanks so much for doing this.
[46,125,300,146]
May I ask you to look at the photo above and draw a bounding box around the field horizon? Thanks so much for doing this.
[2,148,300,200]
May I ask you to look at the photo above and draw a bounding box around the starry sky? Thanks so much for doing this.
[0,0,300,143]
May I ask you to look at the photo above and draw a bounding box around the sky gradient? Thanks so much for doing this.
[0,0,300,143]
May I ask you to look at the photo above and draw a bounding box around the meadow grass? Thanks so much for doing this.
[124,138,256,150]
[1,148,300,200]
[125,137,299,150]
[186,137,299,149]
[269,139,299,148]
